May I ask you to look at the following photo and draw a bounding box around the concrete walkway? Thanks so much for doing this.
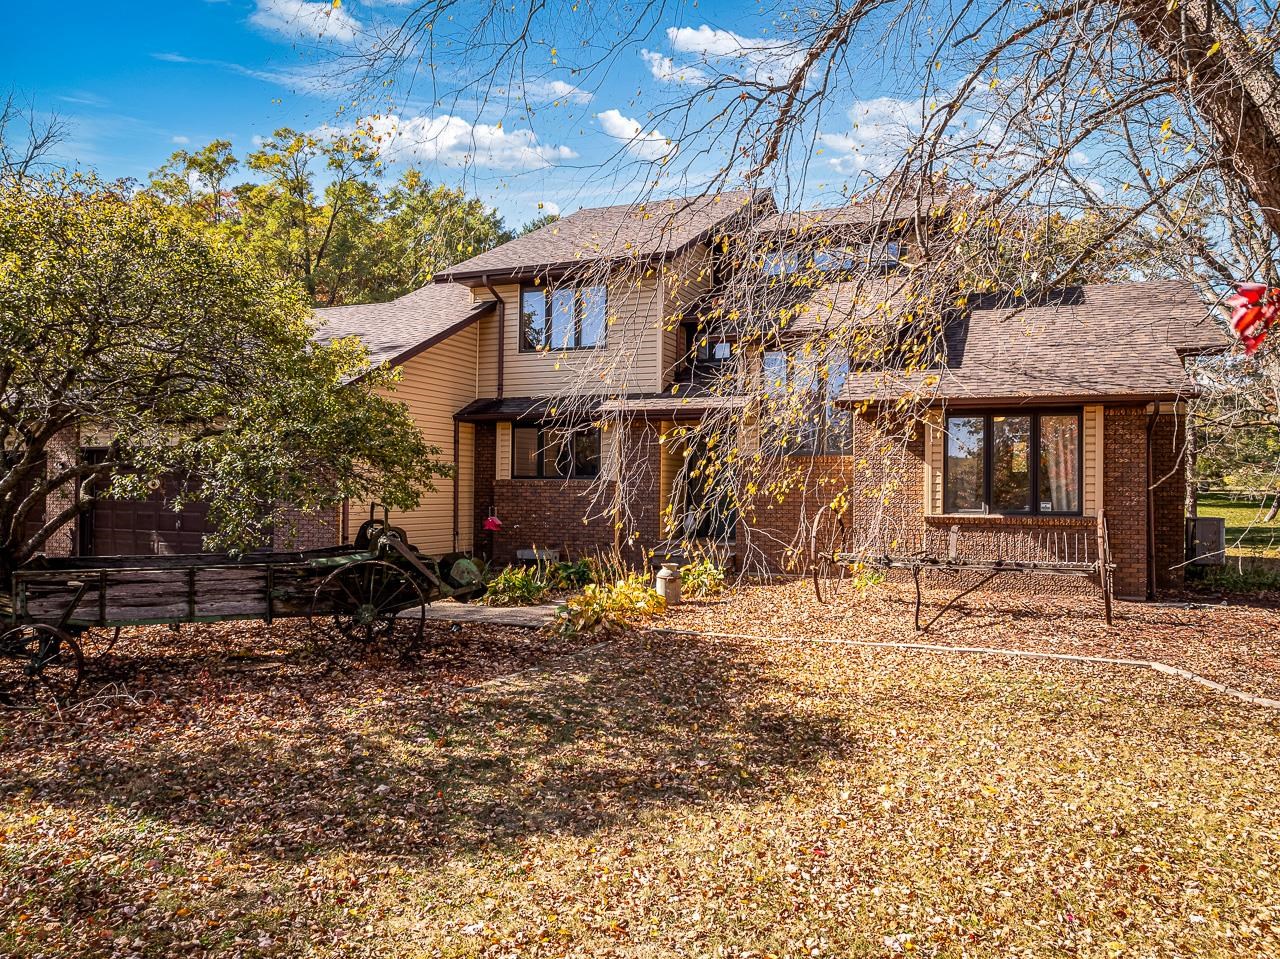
[402,600,560,629]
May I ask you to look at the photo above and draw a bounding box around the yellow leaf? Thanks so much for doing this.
[1206,41,1221,56]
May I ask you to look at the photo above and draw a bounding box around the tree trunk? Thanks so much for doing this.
[1127,0,1280,239]
[1265,490,1279,523]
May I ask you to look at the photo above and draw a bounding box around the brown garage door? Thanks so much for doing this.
[84,475,212,557]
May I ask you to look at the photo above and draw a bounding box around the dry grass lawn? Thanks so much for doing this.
[2,612,1279,958]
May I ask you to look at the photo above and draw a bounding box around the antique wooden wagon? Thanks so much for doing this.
[0,518,485,706]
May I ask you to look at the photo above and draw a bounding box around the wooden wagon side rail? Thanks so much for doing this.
[812,508,1117,631]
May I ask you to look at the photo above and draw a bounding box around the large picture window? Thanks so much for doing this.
[512,425,601,479]
[762,349,852,455]
[520,285,607,351]
[943,410,1081,515]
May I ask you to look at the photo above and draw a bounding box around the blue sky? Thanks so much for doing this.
[7,1,905,225]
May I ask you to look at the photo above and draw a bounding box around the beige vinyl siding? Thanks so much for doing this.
[923,409,944,516]
[475,275,664,397]
[368,324,479,554]
[658,244,713,386]
[657,421,685,536]
[1082,404,1104,516]
[496,422,512,480]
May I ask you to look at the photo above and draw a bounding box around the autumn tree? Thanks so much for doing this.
[147,139,238,225]
[0,174,449,575]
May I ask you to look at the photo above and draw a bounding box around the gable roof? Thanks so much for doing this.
[434,190,766,283]
[840,279,1229,405]
[313,283,493,369]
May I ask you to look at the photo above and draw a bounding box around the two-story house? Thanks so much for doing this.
[45,189,1227,602]
[310,189,1227,599]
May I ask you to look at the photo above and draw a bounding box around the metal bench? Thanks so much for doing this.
[809,508,1116,630]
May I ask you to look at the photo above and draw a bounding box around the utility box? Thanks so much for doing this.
[1186,516,1226,566]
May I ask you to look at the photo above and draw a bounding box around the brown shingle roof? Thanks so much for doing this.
[313,283,492,368]
[754,194,943,233]
[840,279,1228,404]
[434,191,765,282]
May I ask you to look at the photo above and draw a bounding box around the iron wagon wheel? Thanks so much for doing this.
[307,560,426,663]
[0,624,84,708]
[811,506,850,605]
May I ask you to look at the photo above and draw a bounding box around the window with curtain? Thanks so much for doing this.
[520,285,607,350]
[944,410,1081,515]
[511,425,601,479]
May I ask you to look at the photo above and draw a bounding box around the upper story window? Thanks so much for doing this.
[520,284,607,351]
[762,349,852,455]
[512,424,601,479]
[760,240,901,276]
[944,410,1081,515]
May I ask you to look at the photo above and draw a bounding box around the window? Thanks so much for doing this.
[520,285,607,351]
[512,425,601,479]
[760,240,901,276]
[761,349,852,455]
[944,410,1081,515]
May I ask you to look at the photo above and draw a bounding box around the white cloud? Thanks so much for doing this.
[818,97,926,178]
[521,79,594,104]
[665,24,803,80]
[171,135,191,145]
[541,200,561,216]
[357,114,577,170]
[249,0,360,43]
[596,109,672,161]
[640,49,708,86]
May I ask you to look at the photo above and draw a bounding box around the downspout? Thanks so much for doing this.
[1145,403,1158,601]
[481,274,505,399]
[452,418,461,552]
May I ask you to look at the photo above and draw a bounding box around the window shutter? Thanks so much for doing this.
[923,410,944,516]
[496,423,512,480]
[1082,404,1104,515]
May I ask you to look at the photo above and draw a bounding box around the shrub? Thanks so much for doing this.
[483,565,548,606]
[546,558,595,590]
[555,573,665,635]
[680,557,726,598]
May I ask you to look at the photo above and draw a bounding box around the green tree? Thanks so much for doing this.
[518,211,559,236]
[148,139,238,225]
[240,127,380,306]
[0,175,449,574]
[377,169,512,298]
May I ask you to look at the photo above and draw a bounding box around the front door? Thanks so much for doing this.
[683,438,737,542]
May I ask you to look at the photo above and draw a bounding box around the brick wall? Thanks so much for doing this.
[477,422,664,565]
[43,429,79,558]
[1150,410,1187,593]
[1102,406,1149,599]
[271,506,341,551]
[473,423,497,559]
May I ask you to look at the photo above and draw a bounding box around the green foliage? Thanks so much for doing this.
[1197,562,1280,594]
[0,174,448,569]
[843,562,887,590]
[546,558,595,590]
[555,573,666,635]
[680,557,727,598]
[518,211,560,235]
[483,565,549,606]
[145,135,511,308]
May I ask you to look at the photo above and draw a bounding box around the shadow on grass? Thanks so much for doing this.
[2,629,853,864]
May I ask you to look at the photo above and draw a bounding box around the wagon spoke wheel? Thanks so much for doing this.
[811,506,850,606]
[0,624,84,709]
[307,560,426,666]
